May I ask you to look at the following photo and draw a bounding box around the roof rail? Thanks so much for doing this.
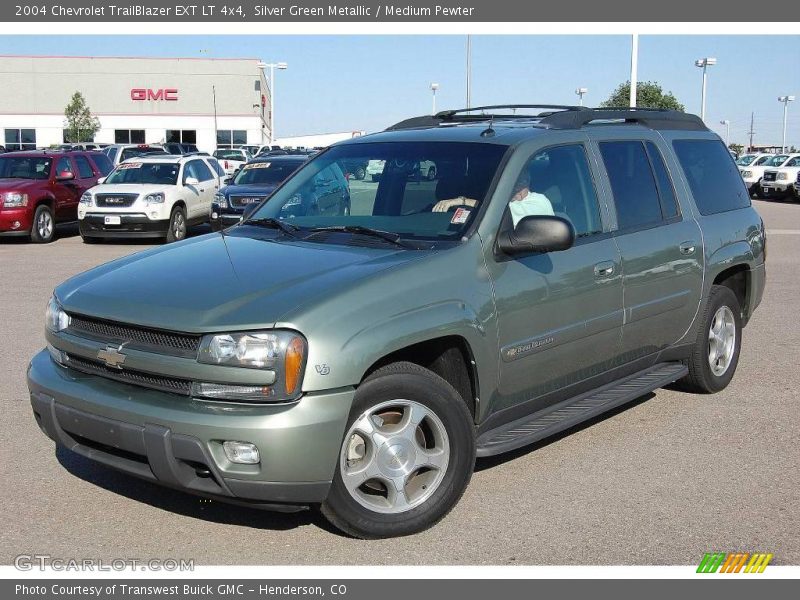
[436,104,585,120]
[540,106,708,131]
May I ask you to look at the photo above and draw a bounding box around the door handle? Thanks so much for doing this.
[679,241,697,255]
[594,261,615,278]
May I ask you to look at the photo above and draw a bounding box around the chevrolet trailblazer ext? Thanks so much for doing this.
[28,106,766,538]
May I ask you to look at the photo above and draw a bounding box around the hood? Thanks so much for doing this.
[222,183,279,197]
[56,229,425,333]
[0,178,48,192]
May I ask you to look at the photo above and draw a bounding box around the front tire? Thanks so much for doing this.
[30,204,55,243]
[165,205,187,243]
[677,285,742,393]
[321,362,475,539]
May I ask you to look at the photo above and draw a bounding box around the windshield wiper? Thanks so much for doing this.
[304,225,412,249]
[243,217,301,237]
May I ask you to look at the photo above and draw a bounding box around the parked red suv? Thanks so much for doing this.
[0,150,113,243]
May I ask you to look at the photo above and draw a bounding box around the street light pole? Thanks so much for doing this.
[430,83,440,115]
[694,57,717,122]
[257,61,288,144]
[465,35,472,108]
[779,95,795,152]
[575,87,588,106]
[720,119,730,147]
[629,34,638,107]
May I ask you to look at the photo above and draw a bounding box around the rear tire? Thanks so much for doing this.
[30,204,55,243]
[677,285,742,393]
[165,205,187,243]
[320,362,475,539]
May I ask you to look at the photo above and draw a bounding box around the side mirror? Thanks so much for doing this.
[184,177,200,186]
[240,203,258,222]
[223,176,232,185]
[57,170,75,181]
[497,215,575,256]
[96,176,106,185]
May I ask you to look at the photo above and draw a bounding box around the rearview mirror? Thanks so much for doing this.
[497,215,575,256]
[240,203,258,222]
[184,177,200,186]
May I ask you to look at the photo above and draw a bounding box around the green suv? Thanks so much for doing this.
[28,106,766,538]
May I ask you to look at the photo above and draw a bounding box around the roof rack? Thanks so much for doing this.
[539,106,707,131]
[386,104,707,132]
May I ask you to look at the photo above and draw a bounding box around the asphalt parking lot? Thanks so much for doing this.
[2,199,799,566]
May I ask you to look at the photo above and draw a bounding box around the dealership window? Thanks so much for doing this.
[166,130,197,144]
[62,130,95,144]
[114,129,145,144]
[4,128,36,151]
[216,130,247,149]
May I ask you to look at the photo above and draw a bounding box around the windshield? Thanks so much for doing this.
[232,160,304,185]
[214,150,247,161]
[764,155,789,166]
[0,156,52,180]
[249,141,508,241]
[735,154,757,166]
[104,162,179,185]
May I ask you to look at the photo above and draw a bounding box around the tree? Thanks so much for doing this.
[729,143,744,156]
[601,81,686,112]
[63,92,100,143]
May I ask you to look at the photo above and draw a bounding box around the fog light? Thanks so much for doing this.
[223,441,260,464]
[191,381,275,402]
[11,221,21,229]
[211,211,218,219]
[150,211,159,219]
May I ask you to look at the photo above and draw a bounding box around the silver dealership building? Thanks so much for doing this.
[0,55,271,151]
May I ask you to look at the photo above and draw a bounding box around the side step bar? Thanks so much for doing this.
[476,362,688,457]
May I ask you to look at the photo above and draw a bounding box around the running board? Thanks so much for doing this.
[476,362,688,457]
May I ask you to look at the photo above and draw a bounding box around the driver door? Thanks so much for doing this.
[486,143,625,417]
[51,156,79,222]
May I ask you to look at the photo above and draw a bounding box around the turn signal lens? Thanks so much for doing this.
[285,336,305,395]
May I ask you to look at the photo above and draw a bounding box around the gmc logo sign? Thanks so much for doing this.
[131,88,178,101]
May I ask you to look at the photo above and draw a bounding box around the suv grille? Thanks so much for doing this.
[95,193,139,208]
[67,314,201,358]
[65,354,192,396]
[762,171,777,182]
[229,195,266,209]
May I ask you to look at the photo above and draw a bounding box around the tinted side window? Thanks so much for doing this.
[91,153,114,176]
[523,144,603,236]
[672,140,750,215]
[600,141,662,230]
[185,160,213,182]
[645,142,679,219]
[74,155,95,179]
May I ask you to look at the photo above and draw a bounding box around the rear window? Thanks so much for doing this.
[672,140,750,216]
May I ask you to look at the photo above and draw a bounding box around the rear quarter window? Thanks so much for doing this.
[672,140,750,216]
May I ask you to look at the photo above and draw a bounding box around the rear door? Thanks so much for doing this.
[592,134,704,359]
[182,159,216,220]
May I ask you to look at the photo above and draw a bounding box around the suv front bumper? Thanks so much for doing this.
[79,213,169,238]
[27,350,353,509]
[760,182,792,196]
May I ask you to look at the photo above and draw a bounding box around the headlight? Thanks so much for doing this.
[143,193,165,205]
[3,192,29,208]
[741,170,752,178]
[45,296,70,333]
[214,192,227,208]
[196,330,306,402]
[79,192,93,206]
[777,173,788,181]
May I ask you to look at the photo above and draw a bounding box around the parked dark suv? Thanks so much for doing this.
[0,150,112,242]
[211,154,309,230]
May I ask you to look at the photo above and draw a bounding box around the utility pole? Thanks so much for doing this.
[748,112,755,152]
[465,35,472,109]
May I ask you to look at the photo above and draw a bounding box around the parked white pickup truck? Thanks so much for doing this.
[760,154,800,199]
[737,153,774,196]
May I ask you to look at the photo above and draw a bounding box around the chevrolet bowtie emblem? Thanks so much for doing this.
[97,344,127,369]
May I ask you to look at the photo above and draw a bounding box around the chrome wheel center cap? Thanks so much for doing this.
[377,440,416,476]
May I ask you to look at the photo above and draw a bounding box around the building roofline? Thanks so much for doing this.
[0,54,262,62]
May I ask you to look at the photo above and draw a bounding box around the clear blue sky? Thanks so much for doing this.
[4,35,799,147]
